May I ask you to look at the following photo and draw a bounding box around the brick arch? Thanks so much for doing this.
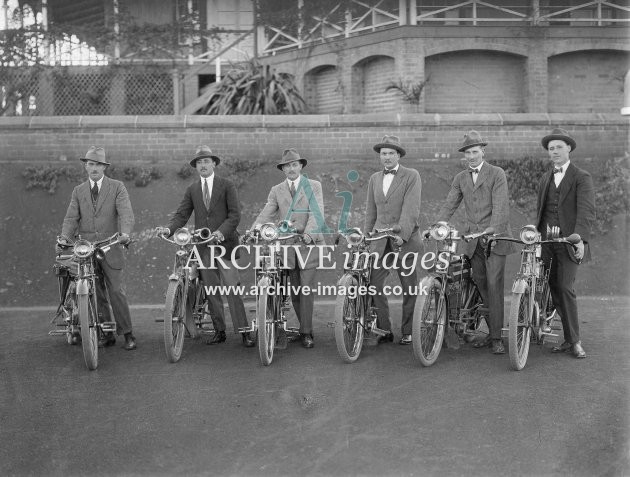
[350,55,398,114]
[424,50,527,113]
[548,49,630,113]
[424,42,529,60]
[546,43,629,59]
[303,65,343,114]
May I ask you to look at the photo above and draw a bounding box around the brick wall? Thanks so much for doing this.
[360,56,399,114]
[0,114,626,164]
[548,50,630,113]
[425,50,526,113]
[304,65,342,114]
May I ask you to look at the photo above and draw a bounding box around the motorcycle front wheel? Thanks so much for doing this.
[164,279,186,363]
[78,291,98,370]
[412,277,447,367]
[333,274,365,363]
[256,276,275,366]
[508,286,533,371]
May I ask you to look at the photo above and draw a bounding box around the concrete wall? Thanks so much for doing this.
[0,114,626,163]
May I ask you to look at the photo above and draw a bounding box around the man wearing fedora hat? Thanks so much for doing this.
[59,146,137,350]
[435,131,515,355]
[536,128,595,359]
[365,135,422,345]
[250,148,326,349]
[156,145,254,347]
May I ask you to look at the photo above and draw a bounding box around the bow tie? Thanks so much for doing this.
[383,169,396,175]
[469,167,480,174]
[553,168,563,174]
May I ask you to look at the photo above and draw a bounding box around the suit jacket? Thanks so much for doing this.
[437,162,515,257]
[253,175,325,269]
[61,176,134,269]
[365,165,422,257]
[168,175,241,256]
[536,162,595,263]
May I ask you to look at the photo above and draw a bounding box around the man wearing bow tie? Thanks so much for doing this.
[59,147,137,350]
[536,128,595,359]
[365,135,422,345]
[436,131,515,354]
[156,145,254,347]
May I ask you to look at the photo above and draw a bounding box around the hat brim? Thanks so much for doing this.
[458,141,488,153]
[541,135,577,152]
[80,157,111,166]
[276,158,307,170]
[373,144,406,157]
[190,154,221,167]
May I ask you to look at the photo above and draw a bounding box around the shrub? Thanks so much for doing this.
[22,165,82,194]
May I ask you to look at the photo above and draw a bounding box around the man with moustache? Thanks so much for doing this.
[58,146,136,350]
[436,131,515,355]
[365,135,422,346]
[251,148,326,349]
[536,128,595,359]
[156,145,254,347]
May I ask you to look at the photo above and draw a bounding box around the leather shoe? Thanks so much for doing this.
[491,339,505,354]
[572,341,586,358]
[206,330,226,345]
[551,341,572,353]
[98,333,116,348]
[123,333,137,351]
[377,332,394,344]
[300,333,314,349]
[242,332,256,348]
[472,335,492,348]
[399,334,412,345]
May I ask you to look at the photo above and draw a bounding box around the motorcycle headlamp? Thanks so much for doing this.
[73,239,94,259]
[520,225,539,245]
[259,223,278,241]
[430,222,451,241]
[173,228,192,246]
[345,228,364,247]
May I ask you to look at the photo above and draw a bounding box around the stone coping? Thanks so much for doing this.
[0,113,627,130]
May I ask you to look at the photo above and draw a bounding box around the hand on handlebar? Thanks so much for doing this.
[119,233,131,245]
[213,230,225,243]
[155,226,170,237]
[392,236,404,247]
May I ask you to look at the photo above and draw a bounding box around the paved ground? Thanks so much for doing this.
[1,296,628,477]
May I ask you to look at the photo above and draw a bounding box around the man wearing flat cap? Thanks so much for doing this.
[250,148,326,349]
[59,146,137,350]
[365,135,422,345]
[536,128,595,359]
[156,145,254,347]
[435,131,515,355]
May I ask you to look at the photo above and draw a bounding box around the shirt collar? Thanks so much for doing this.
[200,173,214,184]
[384,164,400,173]
[287,175,302,188]
[473,161,485,172]
[90,177,104,189]
[557,160,570,173]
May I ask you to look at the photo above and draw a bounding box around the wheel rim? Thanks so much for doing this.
[419,286,445,360]
[341,296,363,357]
[170,284,185,351]
[516,291,531,357]
[262,295,275,361]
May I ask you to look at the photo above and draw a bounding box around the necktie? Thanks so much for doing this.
[553,168,562,174]
[203,179,210,209]
[469,168,479,175]
[289,182,296,198]
[91,182,98,204]
[383,168,396,175]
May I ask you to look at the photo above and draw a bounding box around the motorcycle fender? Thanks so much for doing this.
[421,274,442,288]
[168,273,179,281]
[76,279,89,296]
[512,279,527,294]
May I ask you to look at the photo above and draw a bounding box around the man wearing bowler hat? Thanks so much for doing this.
[365,135,422,345]
[58,146,137,350]
[156,145,254,347]
[251,148,326,348]
[536,128,595,358]
[435,131,515,354]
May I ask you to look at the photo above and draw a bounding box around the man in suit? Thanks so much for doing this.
[436,131,515,354]
[156,145,254,347]
[365,135,422,345]
[536,128,595,359]
[59,146,136,350]
[251,149,326,348]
